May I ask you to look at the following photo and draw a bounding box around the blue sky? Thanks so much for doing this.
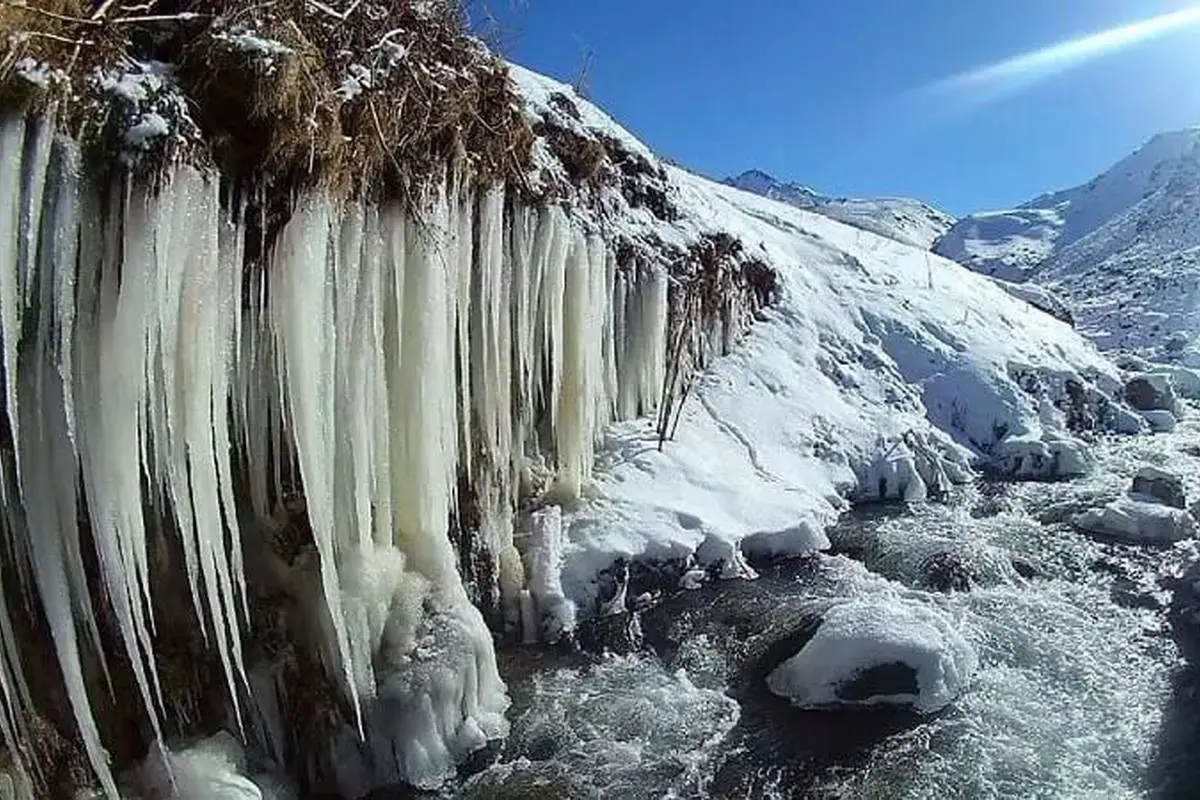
[488,0,1200,214]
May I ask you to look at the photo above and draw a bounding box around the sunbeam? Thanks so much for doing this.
[918,5,1200,105]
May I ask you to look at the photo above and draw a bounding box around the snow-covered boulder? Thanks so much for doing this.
[1073,497,1197,544]
[991,434,1093,480]
[765,597,977,713]
[1131,466,1186,509]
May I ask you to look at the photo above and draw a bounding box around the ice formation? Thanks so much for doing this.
[0,105,680,796]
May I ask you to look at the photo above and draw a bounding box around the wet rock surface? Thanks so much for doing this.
[1133,466,1187,509]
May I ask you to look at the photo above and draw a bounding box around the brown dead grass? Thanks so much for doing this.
[0,1,127,111]
[0,1,536,202]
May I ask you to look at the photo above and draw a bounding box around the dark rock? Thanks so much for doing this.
[1010,557,1041,580]
[1125,374,1179,414]
[1169,561,1200,667]
[835,662,920,703]
[1132,466,1186,509]
[1111,576,1165,611]
[575,610,644,655]
[920,552,973,592]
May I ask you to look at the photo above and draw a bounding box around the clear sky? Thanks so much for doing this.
[486,0,1200,215]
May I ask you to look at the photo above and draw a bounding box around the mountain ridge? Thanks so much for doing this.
[934,126,1200,359]
[724,169,957,250]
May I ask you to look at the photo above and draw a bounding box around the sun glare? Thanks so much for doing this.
[919,5,1200,103]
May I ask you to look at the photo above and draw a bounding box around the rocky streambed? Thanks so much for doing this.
[440,405,1200,799]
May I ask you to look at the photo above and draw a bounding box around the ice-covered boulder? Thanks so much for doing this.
[1131,466,1186,509]
[129,732,286,800]
[523,506,577,643]
[1073,497,1197,544]
[765,597,977,713]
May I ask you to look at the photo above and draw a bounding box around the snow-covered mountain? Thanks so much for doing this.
[725,169,957,249]
[509,69,1138,608]
[935,128,1200,358]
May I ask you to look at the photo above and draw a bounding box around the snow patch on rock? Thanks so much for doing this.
[766,597,977,713]
[1073,497,1197,544]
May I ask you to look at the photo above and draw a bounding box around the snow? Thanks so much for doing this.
[766,597,977,713]
[725,170,957,250]
[936,128,1200,360]
[933,207,1064,281]
[1073,496,1198,544]
[503,65,1132,614]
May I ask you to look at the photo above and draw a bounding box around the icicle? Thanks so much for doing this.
[271,195,362,729]
[74,176,167,748]
[553,231,604,498]
[453,187,475,482]
[174,170,248,730]
[389,186,459,581]
[0,116,27,486]
[13,119,119,799]
[538,209,568,441]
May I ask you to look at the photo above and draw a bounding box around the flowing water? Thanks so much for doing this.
[443,412,1200,799]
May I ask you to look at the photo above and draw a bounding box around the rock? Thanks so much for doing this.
[765,597,977,713]
[1124,373,1181,414]
[1131,466,1186,509]
[1141,409,1178,432]
[575,610,644,655]
[920,551,974,592]
[1010,557,1041,579]
[835,662,920,703]
[1170,561,1200,667]
[1072,497,1198,544]
[1108,405,1149,434]
[991,435,1092,480]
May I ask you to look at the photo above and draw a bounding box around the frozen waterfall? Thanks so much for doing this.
[0,109,686,796]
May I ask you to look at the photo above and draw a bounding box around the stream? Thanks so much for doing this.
[439,410,1200,799]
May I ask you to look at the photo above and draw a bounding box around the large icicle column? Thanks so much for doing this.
[0,98,689,792]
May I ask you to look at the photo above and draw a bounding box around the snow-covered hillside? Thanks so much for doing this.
[511,69,1136,611]
[935,128,1200,358]
[725,169,956,249]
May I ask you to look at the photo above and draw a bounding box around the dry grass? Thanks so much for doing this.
[0,0,536,202]
[0,1,128,111]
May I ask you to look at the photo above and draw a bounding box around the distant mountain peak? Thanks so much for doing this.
[935,125,1200,359]
[724,170,955,250]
